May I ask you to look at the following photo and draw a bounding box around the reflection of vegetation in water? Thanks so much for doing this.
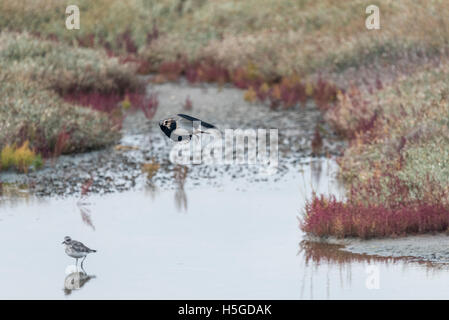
[174,165,188,212]
[76,179,96,230]
[145,181,159,200]
[0,182,37,208]
[142,159,161,200]
[310,159,323,187]
[298,158,344,204]
[298,240,448,299]
[77,203,96,231]
[141,160,160,180]
[299,240,400,266]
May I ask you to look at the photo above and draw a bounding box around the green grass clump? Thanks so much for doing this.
[0,32,132,158]
[0,141,43,173]
[0,145,15,169]
[0,32,141,94]
[0,68,122,155]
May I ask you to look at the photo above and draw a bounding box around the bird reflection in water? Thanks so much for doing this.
[173,165,188,212]
[63,268,96,296]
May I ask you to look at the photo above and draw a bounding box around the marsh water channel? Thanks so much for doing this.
[1,81,449,299]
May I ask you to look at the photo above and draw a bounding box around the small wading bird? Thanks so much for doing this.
[159,114,217,142]
[62,236,96,269]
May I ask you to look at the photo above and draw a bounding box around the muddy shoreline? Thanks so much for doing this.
[0,79,345,197]
[306,233,449,264]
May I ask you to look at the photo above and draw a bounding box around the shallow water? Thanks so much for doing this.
[1,158,449,299]
[1,82,448,299]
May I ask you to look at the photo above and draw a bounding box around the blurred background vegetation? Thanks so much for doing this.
[2,0,448,78]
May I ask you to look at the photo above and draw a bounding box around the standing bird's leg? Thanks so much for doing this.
[75,258,78,271]
[81,256,87,272]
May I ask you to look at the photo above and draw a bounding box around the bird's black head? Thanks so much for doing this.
[159,118,177,138]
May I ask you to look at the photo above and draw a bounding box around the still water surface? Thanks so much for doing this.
[1,159,449,299]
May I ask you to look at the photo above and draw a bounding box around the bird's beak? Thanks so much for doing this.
[61,241,65,244]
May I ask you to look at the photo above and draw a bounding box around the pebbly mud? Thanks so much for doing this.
[0,79,345,197]
[306,233,449,264]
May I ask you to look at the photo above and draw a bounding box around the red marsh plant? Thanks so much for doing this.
[152,57,342,110]
[301,172,449,239]
[139,92,159,120]
[53,130,71,158]
[77,33,96,48]
[63,91,125,128]
[312,77,338,112]
[63,91,123,114]
[325,85,380,139]
[156,60,186,82]
[184,58,230,84]
[14,124,73,159]
[301,194,449,239]
[62,84,158,126]
[153,57,233,85]
[14,124,96,160]
[120,91,159,120]
[230,65,263,90]
[146,23,160,46]
[242,73,329,109]
[116,29,138,54]
[279,75,308,108]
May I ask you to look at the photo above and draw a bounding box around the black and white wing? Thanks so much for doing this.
[170,114,216,142]
[177,114,216,129]
[159,114,218,142]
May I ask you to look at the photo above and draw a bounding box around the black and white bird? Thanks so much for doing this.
[159,114,217,142]
[62,236,96,269]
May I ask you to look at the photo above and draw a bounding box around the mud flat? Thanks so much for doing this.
[0,79,345,197]
[307,233,449,264]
